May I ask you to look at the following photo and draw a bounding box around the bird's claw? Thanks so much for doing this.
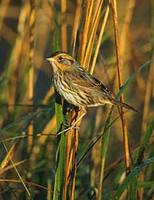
[70,124,80,131]
[63,122,69,128]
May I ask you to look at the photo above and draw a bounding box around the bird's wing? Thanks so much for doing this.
[71,67,113,96]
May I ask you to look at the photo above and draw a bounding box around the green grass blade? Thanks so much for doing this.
[129,117,154,199]
[135,118,154,164]
[138,181,154,188]
[53,93,66,200]
[98,108,113,200]
[52,24,66,200]
[112,60,151,199]
[112,157,154,200]
[116,61,150,99]
[77,110,119,168]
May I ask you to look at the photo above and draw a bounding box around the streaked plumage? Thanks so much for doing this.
[47,52,137,112]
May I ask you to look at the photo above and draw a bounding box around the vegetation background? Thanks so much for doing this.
[0,0,153,199]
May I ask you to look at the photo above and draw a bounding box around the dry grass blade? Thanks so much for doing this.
[0,178,47,191]
[61,0,67,51]
[0,142,19,169]
[42,87,54,104]
[71,0,82,56]
[110,0,132,175]
[0,160,27,176]
[47,179,52,200]
[63,110,82,200]
[27,0,36,152]
[4,3,28,114]
[1,141,31,196]
[83,0,104,67]
[90,5,110,74]
[80,0,92,63]
[30,115,56,164]
[119,0,136,73]
[0,0,10,31]
[63,133,73,199]
[142,57,154,132]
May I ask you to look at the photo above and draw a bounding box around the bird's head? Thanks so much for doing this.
[46,52,75,72]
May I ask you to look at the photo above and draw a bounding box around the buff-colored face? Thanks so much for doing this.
[47,52,75,72]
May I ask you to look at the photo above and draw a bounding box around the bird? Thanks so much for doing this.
[47,51,137,113]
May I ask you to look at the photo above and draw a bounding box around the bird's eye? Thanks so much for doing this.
[58,56,63,62]
[57,55,74,66]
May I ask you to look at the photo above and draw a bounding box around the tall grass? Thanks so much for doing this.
[0,0,153,199]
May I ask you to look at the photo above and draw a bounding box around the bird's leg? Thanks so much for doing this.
[57,107,87,135]
[62,110,69,128]
[63,103,77,127]
[63,118,69,128]
[70,107,87,129]
[70,112,86,129]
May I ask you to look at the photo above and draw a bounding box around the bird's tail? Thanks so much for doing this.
[111,99,138,112]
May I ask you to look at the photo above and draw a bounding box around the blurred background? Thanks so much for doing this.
[0,0,153,199]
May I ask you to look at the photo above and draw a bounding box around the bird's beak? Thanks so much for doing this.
[46,57,54,62]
